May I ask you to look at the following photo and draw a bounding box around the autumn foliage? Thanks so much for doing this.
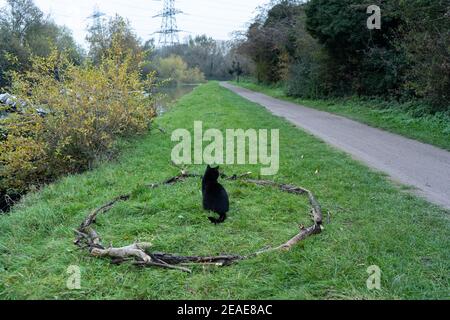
[0,37,157,199]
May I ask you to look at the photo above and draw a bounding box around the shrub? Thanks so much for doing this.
[0,38,157,200]
[182,66,206,84]
[155,54,206,85]
[286,54,327,98]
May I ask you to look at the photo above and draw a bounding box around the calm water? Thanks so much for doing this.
[155,85,197,115]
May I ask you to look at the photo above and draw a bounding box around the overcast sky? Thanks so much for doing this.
[0,0,268,47]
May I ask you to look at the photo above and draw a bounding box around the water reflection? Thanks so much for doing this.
[155,84,197,115]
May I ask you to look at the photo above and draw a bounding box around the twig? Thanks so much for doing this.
[134,261,192,273]
[222,172,253,181]
[253,224,322,255]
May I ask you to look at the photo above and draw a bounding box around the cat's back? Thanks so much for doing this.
[203,181,229,214]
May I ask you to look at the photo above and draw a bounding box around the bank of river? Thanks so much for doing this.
[0,84,198,213]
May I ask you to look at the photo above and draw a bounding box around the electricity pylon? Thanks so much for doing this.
[87,5,106,27]
[154,0,183,47]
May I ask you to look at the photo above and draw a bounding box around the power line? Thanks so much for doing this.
[178,0,257,10]
[108,0,258,15]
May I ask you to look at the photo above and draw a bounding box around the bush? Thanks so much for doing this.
[0,39,157,200]
[286,54,328,98]
[182,66,206,84]
[155,54,206,85]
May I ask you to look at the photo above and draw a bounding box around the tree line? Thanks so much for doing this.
[236,0,449,113]
[0,0,248,90]
[0,0,153,211]
[0,0,83,89]
[0,0,246,211]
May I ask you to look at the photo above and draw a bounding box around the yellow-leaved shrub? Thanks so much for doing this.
[0,37,157,200]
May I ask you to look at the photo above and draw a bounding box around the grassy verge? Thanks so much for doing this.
[0,82,448,299]
[233,80,450,151]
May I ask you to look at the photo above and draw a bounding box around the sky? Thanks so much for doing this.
[0,0,268,48]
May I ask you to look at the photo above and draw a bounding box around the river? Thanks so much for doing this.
[155,84,198,115]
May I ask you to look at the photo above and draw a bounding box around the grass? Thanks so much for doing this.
[0,82,449,300]
[233,80,450,151]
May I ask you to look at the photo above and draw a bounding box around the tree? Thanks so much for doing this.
[305,0,406,95]
[0,0,43,43]
[156,35,232,80]
[399,0,450,110]
[0,0,83,89]
[238,0,303,83]
[228,60,243,82]
[86,14,142,70]
[1,41,157,200]
[155,54,206,85]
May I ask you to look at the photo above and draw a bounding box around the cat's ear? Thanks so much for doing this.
[207,164,211,169]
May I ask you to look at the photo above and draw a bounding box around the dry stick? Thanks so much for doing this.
[74,169,324,272]
[74,195,130,246]
[253,224,322,255]
[150,253,245,266]
[74,170,204,272]
[134,261,192,273]
[240,179,323,256]
[91,243,193,273]
[147,170,202,189]
[222,172,253,181]
[78,195,130,231]
[91,243,154,263]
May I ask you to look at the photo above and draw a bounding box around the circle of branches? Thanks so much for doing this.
[74,169,324,273]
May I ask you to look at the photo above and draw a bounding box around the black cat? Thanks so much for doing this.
[202,165,229,224]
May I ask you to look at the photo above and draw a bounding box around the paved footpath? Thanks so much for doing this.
[221,82,450,210]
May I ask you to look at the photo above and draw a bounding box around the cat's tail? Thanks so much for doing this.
[208,214,226,224]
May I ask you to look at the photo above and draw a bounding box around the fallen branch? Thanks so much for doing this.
[150,253,245,266]
[74,195,130,246]
[134,261,193,273]
[222,171,253,181]
[91,243,153,263]
[254,224,322,255]
[147,169,201,188]
[74,169,324,273]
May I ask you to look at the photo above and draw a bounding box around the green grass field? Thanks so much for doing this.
[0,82,448,299]
[233,81,450,151]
